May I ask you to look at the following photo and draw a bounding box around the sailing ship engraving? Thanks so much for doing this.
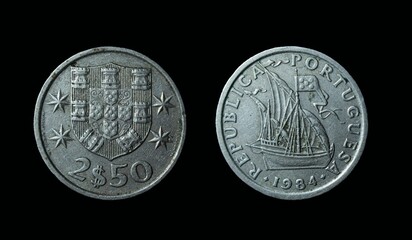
[247,64,334,170]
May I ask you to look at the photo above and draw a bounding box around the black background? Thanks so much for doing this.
[15,4,391,235]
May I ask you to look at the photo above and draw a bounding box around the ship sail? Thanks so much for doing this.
[248,65,334,170]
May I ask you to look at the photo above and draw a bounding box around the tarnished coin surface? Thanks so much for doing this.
[216,46,367,200]
[34,47,185,200]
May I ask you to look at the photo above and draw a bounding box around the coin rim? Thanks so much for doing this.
[34,46,186,200]
[216,46,368,200]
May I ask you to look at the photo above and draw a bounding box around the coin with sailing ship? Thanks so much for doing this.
[34,47,186,200]
[216,46,367,200]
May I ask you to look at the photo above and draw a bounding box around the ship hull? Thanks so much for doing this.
[248,142,334,170]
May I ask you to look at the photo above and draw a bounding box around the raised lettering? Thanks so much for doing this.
[238,75,252,87]
[110,163,128,187]
[231,87,244,97]
[249,161,262,180]
[281,178,292,189]
[333,74,348,88]
[252,65,265,80]
[68,157,91,182]
[272,176,280,187]
[342,88,356,101]
[223,112,237,123]
[348,123,361,135]
[228,142,243,154]
[308,176,317,186]
[319,64,333,82]
[347,106,360,118]
[343,138,358,150]
[305,57,318,70]
[225,99,240,109]
[91,165,106,188]
[338,151,352,163]
[291,54,302,66]
[235,152,250,166]
[130,161,152,183]
[224,127,237,139]
[296,179,306,190]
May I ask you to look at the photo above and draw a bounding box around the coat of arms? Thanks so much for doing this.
[70,63,152,160]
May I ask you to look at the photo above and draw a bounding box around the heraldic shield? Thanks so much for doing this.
[70,63,152,160]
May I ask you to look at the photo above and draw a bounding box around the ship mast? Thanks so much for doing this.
[258,62,277,122]
[295,69,301,153]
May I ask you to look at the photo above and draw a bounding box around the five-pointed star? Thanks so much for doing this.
[148,126,171,149]
[47,89,69,113]
[49,124,72,148]
[153,92,175,114]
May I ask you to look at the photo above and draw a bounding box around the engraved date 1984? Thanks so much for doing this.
[264,174,326,191]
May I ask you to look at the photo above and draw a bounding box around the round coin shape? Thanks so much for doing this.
[34,47,186,200]
[216,46,367,200]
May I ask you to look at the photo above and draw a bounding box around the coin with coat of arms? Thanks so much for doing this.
[34,47,186,200]
[216,46,367,200]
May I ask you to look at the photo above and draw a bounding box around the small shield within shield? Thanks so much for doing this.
[104,105,118,121]
[104,89,118,105]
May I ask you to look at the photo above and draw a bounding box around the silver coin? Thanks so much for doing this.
[34,47,186,200]
[216,46,367,200]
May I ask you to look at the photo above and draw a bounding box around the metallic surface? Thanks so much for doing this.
[216,46,367,200]
[34,47,185,200]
